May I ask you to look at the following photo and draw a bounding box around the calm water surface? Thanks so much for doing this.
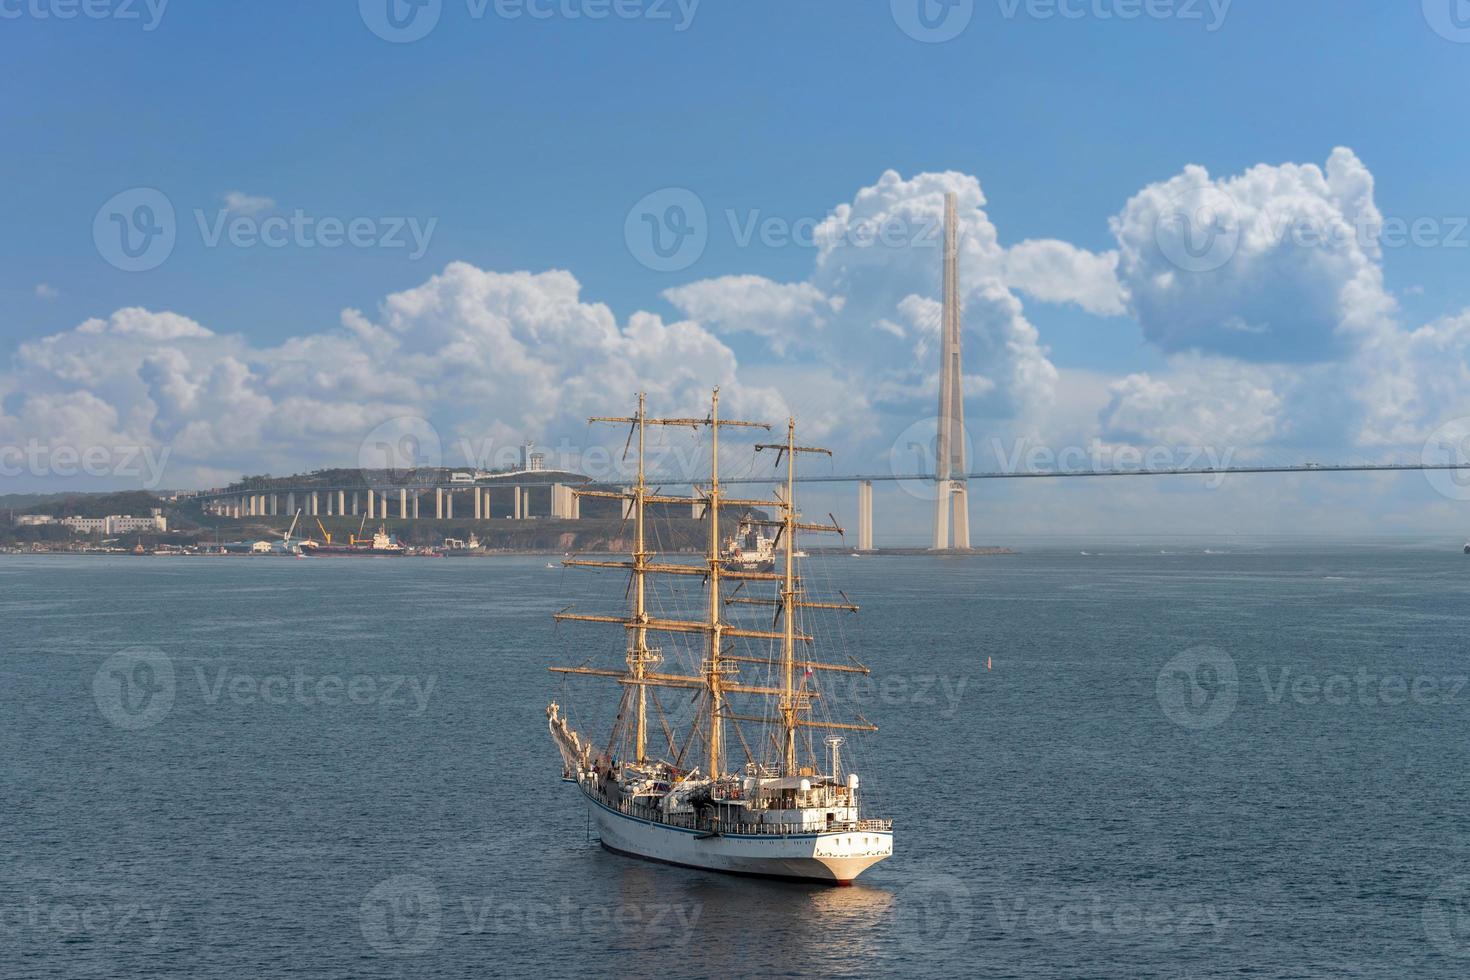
[4,546,1470,978]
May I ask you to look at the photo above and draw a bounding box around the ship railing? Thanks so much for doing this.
[613,798,890,836]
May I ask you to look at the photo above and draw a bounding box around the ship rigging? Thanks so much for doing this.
[547,389,892,884]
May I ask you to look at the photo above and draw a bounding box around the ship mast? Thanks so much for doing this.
[585,394,658,764]
[633,392,650,763]
[705,388,725,779]
[552,398,874,781]
[780,418,799,774]
[695,388,769,778]
[756,419,832,775]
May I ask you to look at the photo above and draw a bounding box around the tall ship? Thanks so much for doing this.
[547,390,892,885]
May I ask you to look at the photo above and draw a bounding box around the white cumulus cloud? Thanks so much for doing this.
[223,190,276,215]
[1111,146,1389,363]
[1004,239,1125,316]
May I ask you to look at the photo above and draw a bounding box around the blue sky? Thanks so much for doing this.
[5,1,1470,539]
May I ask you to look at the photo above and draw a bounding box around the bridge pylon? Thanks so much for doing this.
[932,190,971,551]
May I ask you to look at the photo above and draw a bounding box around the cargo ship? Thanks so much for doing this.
[300,522,406,557]
[721,520,777,572]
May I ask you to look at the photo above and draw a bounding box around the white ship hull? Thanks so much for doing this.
[583,788,892,885]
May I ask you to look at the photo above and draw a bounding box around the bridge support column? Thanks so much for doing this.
[435,488,443,520]
[953,486,970,550]
[368,489,376,520]
[286,493,295,515]
[445,490,454,520]
[558,484,578,519]
[932,191,972,552]
[858,480,873,551]
[514,486,523,520]
[474,487,483,520]
[412,494,420,519]
[337,491,346,516]
[400,489,408,520]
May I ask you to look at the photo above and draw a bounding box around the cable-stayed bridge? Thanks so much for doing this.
[194,193,1470,549]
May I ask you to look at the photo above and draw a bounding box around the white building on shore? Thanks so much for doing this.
[57,514,168,535]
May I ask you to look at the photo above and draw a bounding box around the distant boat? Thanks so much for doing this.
[300,525,405,557]
[721,521,776,572]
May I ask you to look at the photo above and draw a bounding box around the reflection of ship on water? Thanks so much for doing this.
[606,857,895,975]
[721,520,776,572]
